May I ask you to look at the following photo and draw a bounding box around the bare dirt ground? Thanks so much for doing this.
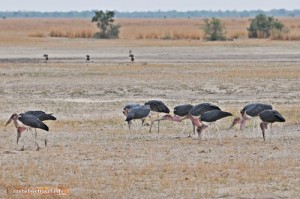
[0,35,300,198]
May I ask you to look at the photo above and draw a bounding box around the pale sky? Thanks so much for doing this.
[0,0,299,12]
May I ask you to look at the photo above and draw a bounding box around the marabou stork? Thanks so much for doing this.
[129,50,134,63]
[181,103,221,137]
[5,113,49,151]
[86,55,90,63]
[125,105,151,130]
[24,110,56,146]
[258,110,285,141]
[43,54,48,63]
[197,110,232,142]
[228,103,273,130]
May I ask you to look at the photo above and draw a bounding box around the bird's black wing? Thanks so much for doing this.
[25,111,56,121]
[18,114,49,131]
[174,104,193,117]
[243,103,273,117]
[189,103,221,116]
[125,107,150,121]
[200,110,232,122]
[123,103,140,110]
[145,100,170,113]
[259,110,285,123]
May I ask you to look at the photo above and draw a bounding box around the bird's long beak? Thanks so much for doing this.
[155,117,166,122]
[228,120,236,130]
[5,116,13,127]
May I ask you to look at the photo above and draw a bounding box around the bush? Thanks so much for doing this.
[92,10,121,39]
[202,18,226,41]
[248,14,289,38]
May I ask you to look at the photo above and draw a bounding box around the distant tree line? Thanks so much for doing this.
[1,9,300,19]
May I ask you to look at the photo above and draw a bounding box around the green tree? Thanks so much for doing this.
[248,14,288,38]
[92,10,121,39]
[202,18,226,41]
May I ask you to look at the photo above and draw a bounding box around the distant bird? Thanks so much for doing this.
[149,104,193,134]
[86,55,90,63]
[24,110,56,146]
[43,54,48,63]
[228,103,273,130]
[125,105,150,130]
[181,103,221,137]
[129,50,134,63]
[145,100,170,132]
[197,110,232,141]
[258,110,285,141]
[5,113,49,151]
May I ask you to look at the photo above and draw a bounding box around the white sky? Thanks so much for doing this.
[0,0,299,12]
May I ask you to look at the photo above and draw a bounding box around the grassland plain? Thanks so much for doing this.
[0,19,300,198]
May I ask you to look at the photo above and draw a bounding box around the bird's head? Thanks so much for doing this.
[196,124,208,133]
[228,117,242,130]
[5,113,18,127]
[123,108,129,116]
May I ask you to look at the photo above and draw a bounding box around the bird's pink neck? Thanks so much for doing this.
[186,115,202,127]
[171,115,182,122]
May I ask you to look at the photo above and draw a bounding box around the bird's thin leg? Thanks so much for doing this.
[149,121,154,133]
[35,141,40,151]
[35,129,38,139]
[19,131,26,151]
[252,118,256,133]
[19,144,25,151]
[270,123,273,134]
[141,118,145,127]
[44,132,48,147]
[214,123,222,144]
[187,123,194,138]
[128,121,132,130]
[176,120,187,138]
[158,120,160,133]
[206,127,210,143]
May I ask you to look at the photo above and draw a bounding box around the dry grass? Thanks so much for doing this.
[0,19,300,198]
[1,17,300,42]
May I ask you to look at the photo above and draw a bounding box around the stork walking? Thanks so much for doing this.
[129,50,134,64]
[228,103,273,131]
[258,110,285,141]
[43,54,49,63]
[5,113,49,151]
[86,55,90,63]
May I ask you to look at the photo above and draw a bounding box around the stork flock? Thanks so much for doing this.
[4,101,285,151]
[123,101,285,142]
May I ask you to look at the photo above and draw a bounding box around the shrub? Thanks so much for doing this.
[248,14,289,38]
[202,18,226,41]
[92,10,121,39]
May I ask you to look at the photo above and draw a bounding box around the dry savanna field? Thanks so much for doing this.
[0,18,300,198]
